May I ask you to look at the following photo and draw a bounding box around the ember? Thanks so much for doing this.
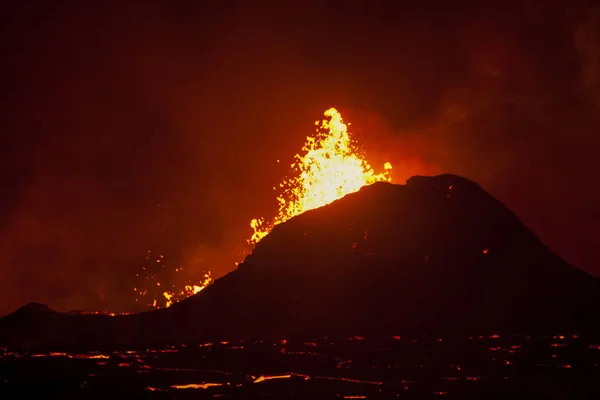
[134,249,212,309]
[162,272,212,308]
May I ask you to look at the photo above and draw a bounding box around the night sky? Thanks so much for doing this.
[1,0,599,315]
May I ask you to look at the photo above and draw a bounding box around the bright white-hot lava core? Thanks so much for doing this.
[136,107,392,309]
[249,107,392,244]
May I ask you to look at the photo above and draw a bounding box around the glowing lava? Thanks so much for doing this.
[135,107,390,310]
[162,272,212,308]
[134,250,213,309]
[249,107,392,244]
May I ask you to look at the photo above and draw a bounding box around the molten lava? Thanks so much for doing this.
[134,250,213,309]
[162,272,212,308]
[249,108,392,244]
[135,107,391,309]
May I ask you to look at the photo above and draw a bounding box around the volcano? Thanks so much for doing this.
[1,174,599,349]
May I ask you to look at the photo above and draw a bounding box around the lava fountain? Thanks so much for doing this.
[249,107,392,244]
[136,107,392,309]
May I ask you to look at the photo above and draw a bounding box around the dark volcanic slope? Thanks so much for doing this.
[1,175,599,348]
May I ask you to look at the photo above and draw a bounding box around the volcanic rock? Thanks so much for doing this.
[1,174,599,349]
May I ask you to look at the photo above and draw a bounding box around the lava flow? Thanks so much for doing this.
[135,107,391,309]
[249,107,392,244]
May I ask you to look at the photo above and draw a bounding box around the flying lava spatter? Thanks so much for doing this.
[136,108,392,309]
[249,107,392,244]
[133,250,213,309]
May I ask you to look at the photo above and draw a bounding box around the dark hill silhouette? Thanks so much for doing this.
[1,174,598,349]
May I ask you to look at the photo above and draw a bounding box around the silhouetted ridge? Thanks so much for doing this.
[1,174,598,349]
[10,302,56,318]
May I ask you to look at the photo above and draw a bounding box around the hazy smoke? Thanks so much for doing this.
[1,1,599,315]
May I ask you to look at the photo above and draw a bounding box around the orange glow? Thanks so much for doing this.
[70,310,132,316]
[135,251,213,309]
[135,108,389,310]
[253,374,292,383]
[171,383,223,390]
[162,272,212,308]
[249,108,392,244]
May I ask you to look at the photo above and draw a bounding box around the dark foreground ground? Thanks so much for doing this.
[1,334,599,399]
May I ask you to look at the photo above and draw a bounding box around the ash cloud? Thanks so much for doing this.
[1,1,599,315]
